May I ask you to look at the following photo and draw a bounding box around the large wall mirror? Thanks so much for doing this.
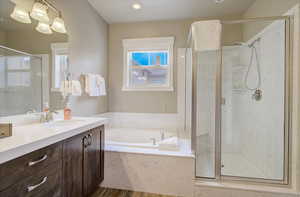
[0,0,68,117]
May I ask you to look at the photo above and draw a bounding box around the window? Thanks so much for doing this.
[122,37,174,91]
[51,43,69,91]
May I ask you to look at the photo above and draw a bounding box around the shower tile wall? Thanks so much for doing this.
[222,20,286,179]
[0,55,42,116]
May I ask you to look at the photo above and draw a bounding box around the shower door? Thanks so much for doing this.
[220,18,291,182]
[0,46,43,117]
[195,16,292,184]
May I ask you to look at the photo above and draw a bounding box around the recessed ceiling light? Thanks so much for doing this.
[214,0,225,4]
[132,3,142,10]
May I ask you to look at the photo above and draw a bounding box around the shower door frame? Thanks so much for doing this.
[195,15,293,185]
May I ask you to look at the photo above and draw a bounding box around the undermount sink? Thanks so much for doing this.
[44,119,86,127]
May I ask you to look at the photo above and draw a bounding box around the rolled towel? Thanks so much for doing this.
[158,137,180,151]
[191,20,222,52]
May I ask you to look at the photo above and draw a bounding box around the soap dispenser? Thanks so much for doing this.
[64,102,72,120]
[43,102,49,112]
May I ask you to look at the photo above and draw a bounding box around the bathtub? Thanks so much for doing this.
[105,127,180,150]
[99,113,194,197]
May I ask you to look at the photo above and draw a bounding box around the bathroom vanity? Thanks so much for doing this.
[0,118,106,197]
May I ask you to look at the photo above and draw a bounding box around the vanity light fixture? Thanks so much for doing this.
[36,21,53,34]
[51,14,67,34]
[10,5,31,24]
[132,3,142,10]
[30,1,50,23]
[10,0,67,34]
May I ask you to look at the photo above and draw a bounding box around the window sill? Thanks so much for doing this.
[122,87,174,92]
[51,88,61,92]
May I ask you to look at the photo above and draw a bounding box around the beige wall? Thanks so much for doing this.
[108,20,190,113]
[108,17,242,113]
[52,0,108,116]
[5,30,67,54]
[1,0,108,116]
[242,0,299,41]
[0,30,6,46]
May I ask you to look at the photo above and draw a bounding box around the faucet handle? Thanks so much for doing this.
[40,113,46,123]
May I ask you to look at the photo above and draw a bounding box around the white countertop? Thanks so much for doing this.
[0,117,108,164]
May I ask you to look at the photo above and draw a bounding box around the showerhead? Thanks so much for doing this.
[248,37,261,48]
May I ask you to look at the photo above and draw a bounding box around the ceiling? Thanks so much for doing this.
[88,0,255,24]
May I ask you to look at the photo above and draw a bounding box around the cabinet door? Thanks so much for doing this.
[63,133,85,197]
[83,127,101,197]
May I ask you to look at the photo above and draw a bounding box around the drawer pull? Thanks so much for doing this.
[28,155,48,166]
[88,133,93,146]
[83,135,89,148]
[27,176,47,192]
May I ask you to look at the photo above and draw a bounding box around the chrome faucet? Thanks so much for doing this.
[40,110,58,123]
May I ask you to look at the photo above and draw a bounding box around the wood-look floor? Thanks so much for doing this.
[91,188,180,197]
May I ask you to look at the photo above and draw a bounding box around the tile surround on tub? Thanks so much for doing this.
[101,151,194,197]
[97,112,181,128]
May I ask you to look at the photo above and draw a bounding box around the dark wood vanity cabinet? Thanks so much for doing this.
[83,126,104,197]
[63,126,105,197]
[0,125,105,197]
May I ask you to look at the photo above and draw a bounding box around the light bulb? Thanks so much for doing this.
[51,17,67,34]
[30,2,49,23]
[132,3,142,10]
[10,5,31,24]
[36,22,53,34]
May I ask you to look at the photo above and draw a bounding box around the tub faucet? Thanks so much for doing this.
[150,138,156,145]
[161,131,165,140]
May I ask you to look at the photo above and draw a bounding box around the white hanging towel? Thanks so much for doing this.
[60,80,82,97]
[71,80,82,96]
[85,74,106,96]
[191,20,222,52]
[95,75,107,96]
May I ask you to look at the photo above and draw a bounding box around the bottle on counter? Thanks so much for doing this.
[64,102,72,120]
[43,102,49,112]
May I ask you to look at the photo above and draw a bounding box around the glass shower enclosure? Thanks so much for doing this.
[0,45,43,117]
[194,16,292,184]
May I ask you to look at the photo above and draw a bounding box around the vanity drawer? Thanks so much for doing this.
[0,162,62,197]
[0,143,62,191]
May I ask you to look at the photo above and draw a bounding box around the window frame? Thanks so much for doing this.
[51,42,69,92]
[122,37,175,91]
[3,56,32,88]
